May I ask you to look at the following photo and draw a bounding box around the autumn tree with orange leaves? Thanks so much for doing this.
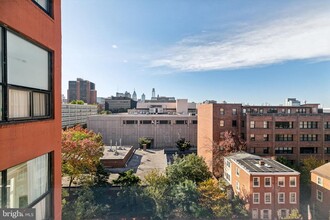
[62,125,104,188]
[213,131,246,178]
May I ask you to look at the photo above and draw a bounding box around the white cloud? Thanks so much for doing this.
[151,9,330,72]
[112,44,118,49]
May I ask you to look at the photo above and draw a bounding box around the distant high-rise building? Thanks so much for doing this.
[152,88,156,99]
[116,91,131,98]
[132,90,137,101]
[67,78,97,104]
[141,93,146,102]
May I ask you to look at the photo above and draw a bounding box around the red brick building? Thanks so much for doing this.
[224,152,300,219]
[310,163,330,219]
[198,101,330,174]
[0,0,62,219]
[67,78,97,104]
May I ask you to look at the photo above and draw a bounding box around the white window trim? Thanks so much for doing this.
[264,192,271,204]
[252,208,258,219]
[317,190,323,202]
[278,177,285,187]
[253,193,260,204]
[261,209,271,220]
[264,177,271,187]
[317,176,323,186]
[236,181,240,192]
[278,192,285,204]
[253,177,260,187]
[289,192,296,204]
[289,176,296,187]
[236,167,240,177]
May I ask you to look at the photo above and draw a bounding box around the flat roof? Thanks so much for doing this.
[311,163,330,179]
[227,152,298,174]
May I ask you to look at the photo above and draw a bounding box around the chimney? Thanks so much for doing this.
[259,160,265,166]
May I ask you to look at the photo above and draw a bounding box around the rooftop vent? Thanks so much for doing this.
[259,160,265,166]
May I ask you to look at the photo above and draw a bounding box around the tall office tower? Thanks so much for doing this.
[0,1,62,218]
[132,90,137,101]
[152,88,156,99]
[141,93,146,102]
[67,78,97,104]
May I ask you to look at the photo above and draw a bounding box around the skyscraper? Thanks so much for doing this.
[152,88,156,99]
[0,1,62,218]
[132,90,137,101]
[141,93,146,102]
[67,78,97,104]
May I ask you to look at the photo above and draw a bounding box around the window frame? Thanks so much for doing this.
[278,177,285,187]
[316,190,323,202]
[253,177,260,187]
[289,192,296,204]
[253,193,260,204]
[0,26,53,123]
[264,177,271,187]
[289,177,296,187]
[317,176,323,186]
[278,192,285,204]
[264,192,271,204]
[32,0,53,17]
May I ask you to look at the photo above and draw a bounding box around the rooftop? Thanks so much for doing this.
[311,162,330,179]
[227,152,299,174]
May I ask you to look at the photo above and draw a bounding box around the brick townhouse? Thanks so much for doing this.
[224,152,300,220]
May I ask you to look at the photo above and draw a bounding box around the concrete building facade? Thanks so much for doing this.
[87,114,197,149]
[310,163,330,219]
[224,153,300,220]
[198,102,330,174]
[0,0,62,218]
[67,78,97,104]
[105,96,137,113]
[62,104,97,128]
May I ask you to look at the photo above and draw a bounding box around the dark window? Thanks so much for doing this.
[220,108,225,115]
[192,120,197,124]
[140,120,152,124]
[250,134,255,141]
[175,120,187,125]
[324,122,330,129]
[241,121,245,127]
[324,147,330,154]
[263,134,269,141]
[0,28,52,122]
[267,108,278,113]
[300,147,318,154]
[263,147,269,154]
[232,109,237,115]
[300,134,318,141]
[275,147,293,154]
[325,134,330,141]
[158,120,171,124]
[275,134,294,141]
[123,120,138,124]
[275,121,293,129]
[297,108,306,113]
[249,147,255,154]
[299,121,318,129]
[232,120,237,127]
[241,133,245,139]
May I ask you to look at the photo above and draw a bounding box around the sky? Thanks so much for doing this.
[62,0,330,107]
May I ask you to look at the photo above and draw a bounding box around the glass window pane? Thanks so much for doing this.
[6,154,49,208]
[9,89,30,118]
[33,92,49,117]
[34,0,49,12]
[32,192,51,220]
[7,31,49,90]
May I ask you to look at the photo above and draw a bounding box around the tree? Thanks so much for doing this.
[281,209,302,220]
[112,169,141,187]
[300,156,325,185]
[166,154,212,184]
[176,138,192,151]
[70,100,85,105]
[138,137,152,149]
[213,131,246,178]
[62,125,104,188]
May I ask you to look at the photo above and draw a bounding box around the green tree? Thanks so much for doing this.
[166,154,212,184]
[176,138,192,151]
[112,169,141,187]
[300,156,325,185]
[62,125,104,188]
[70,99,85,104]
[138,137,152,149]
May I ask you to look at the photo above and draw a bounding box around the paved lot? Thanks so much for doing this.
[108,148,167,182]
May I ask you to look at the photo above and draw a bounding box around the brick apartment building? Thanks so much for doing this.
[198,100,330,174]
[0,0,62,219]
[67,78,97,104]
[310,162,330,219]
[224,152,300,220]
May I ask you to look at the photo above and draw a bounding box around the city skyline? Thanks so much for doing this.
[62,0,330,107]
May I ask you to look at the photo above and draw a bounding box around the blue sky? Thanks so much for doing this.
[62,0,330,107]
